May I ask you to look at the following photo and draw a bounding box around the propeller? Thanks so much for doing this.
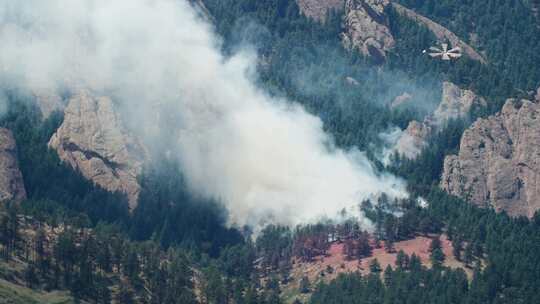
[428,43,462,60]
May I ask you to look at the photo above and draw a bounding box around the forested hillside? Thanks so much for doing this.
[397,0,540,91]
[1,0,540,303]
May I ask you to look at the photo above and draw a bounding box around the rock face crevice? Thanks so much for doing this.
[441,94,540,217]
[49,91,146,209]
[0,128,27,203]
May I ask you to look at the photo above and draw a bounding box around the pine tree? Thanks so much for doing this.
[369,259,382,274]
[202,265,227,304]
[452,236,463,261]
[24,263,39,288]
[429,239,445,269]
[299,276,310,294]
[115,283,135,304]
[383,265,393,285]
[463,242,474,267]
[395,250,409,270]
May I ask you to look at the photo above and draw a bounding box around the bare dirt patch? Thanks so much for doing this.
[285,234,471,301]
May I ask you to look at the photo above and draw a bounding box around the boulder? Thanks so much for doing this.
[0,129,27,203]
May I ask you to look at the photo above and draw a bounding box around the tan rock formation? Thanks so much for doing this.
[0,128,27,203]
[441,98,540,217]
[297,0,345,22]
[433,82,487,125]
[395,120,431,159]
[49,91,145,209]
[395,82,485,159]
[392,3,486,64]
[341,0,395,62]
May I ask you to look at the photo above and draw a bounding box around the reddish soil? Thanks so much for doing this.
[289,234,470,287]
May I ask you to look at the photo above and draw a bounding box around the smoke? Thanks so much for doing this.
[378,127,404,166]
[0,0,408,227]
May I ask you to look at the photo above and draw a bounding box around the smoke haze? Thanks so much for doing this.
[0,0,407,227]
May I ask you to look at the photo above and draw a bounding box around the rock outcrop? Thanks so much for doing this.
[341,0,395,62]
[49,91,145,209]
[441,96,540,217]
[395,120,431,159]
[391,92,412,109]
[297,0,345,22]
[396,82,486,159]
[433,82,487,125]
[392,3,486,64]
[0,129,27,203]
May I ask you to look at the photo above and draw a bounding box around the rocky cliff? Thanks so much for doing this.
[48,91,145,209]
[341,0,395,62]
[297,0,345,22]
[0,129,27,203]
[441,95,540,217]
[396,82,486,159]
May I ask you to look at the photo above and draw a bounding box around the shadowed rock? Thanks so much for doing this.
[0,129,27,203]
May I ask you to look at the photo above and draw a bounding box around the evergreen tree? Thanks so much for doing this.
[463,242,474,267]
[299,276,310,294]
[452,236,463,261]
[115,283,135,304]
[429,238,445,269]
[24,263,39,288]
[395,250,409,270]
[369,259,382,274]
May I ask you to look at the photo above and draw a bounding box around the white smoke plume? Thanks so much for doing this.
[0,0,407,227]
[378,127,404,166]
